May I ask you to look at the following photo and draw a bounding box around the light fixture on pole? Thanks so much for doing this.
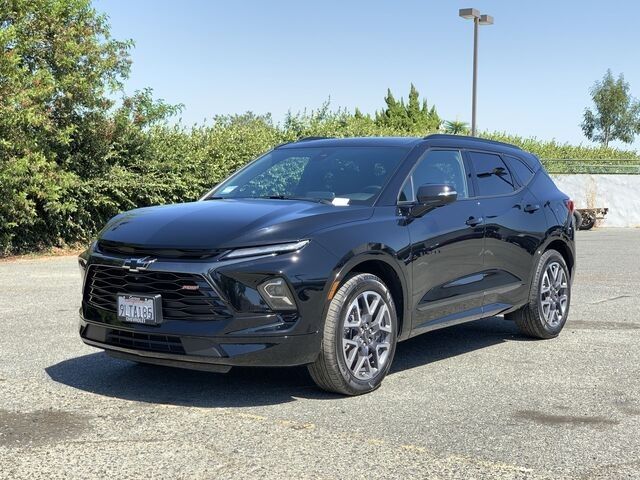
[459,8,494,136]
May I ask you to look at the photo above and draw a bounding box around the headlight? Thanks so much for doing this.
[223,240,309,260]
[258,277,297,311]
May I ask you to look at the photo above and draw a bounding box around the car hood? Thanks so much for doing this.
[97,199,373,250]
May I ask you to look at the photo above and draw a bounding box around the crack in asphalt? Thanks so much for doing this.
[588,295,632,304]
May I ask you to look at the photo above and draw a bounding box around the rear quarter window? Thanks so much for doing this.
[504,155,534,186]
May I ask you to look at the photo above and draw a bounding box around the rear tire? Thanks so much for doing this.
[579,210,596,230]
[506,250,571,339]
[308,273,398,395]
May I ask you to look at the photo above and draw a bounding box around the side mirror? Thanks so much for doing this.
[411,184,457,217]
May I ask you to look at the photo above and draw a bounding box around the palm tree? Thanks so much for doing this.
[443,120,470,135]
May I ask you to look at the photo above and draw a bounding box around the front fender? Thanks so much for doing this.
[318,243,412,342]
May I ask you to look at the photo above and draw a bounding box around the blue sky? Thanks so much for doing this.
[97,0,640,148]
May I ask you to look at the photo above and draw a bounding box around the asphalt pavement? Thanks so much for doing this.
[0,229,639,479]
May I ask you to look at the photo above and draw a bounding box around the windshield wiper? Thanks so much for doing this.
[258,195,333,205]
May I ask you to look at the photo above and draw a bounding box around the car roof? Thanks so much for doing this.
[277,134,521,152]
[275,136,423,149]
[277,134,540,170]
[422,134,522,152]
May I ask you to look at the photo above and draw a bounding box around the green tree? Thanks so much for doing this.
[376,88,405,126]
[0,0,133,251]
[444,120,470,135]
[2,5,640,257]
[375,84,441,133]
[581,70,640,147]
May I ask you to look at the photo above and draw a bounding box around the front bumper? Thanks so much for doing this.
[79,317,321,370]
[78,240,336,370]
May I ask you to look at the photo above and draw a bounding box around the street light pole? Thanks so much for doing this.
[459,8,493,137]
[472,15,478,137]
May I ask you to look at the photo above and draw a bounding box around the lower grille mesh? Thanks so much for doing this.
[105,329,185,354]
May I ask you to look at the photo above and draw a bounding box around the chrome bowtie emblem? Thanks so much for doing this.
[122,256,157,272]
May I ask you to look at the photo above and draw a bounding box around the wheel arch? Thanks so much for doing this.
[544,239,575,280]
[521,230,575,299]
[325,251,411,341]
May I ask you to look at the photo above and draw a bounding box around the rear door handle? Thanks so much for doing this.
[523,204,540,213]
[465,216,483,227]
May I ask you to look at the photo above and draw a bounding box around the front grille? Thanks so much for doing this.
[105,329,185,354]
[85,265,230,321]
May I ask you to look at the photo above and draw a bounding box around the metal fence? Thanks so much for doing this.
[543,159,640,174]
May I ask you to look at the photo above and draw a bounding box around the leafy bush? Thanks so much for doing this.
[3,103,640,255]
[1,0,639,255]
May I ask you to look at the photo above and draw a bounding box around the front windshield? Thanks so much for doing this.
[208,146,409,206]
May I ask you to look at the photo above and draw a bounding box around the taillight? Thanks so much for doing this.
[565,199,575,214]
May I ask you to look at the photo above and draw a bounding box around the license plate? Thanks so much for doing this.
[117,294,163,325]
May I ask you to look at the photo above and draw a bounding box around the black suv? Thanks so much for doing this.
[79,134,575,395]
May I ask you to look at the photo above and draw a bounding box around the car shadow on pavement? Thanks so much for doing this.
[46,317,526,407]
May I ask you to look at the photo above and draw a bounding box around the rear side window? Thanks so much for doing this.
[504,155,534,186]
[468,151,515,196]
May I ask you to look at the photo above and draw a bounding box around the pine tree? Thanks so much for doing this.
[375,85,441,133]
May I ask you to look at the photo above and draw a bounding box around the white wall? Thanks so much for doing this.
[551,174,640,228]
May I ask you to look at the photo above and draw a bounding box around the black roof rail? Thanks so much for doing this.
[273,136,333,149]
[297,136,333,142]
[423,134,522,150]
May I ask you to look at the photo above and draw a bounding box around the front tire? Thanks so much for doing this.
[506,250,571,339]
[308,273,398,395]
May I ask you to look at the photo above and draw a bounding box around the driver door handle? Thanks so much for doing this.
[465,216,483,227]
